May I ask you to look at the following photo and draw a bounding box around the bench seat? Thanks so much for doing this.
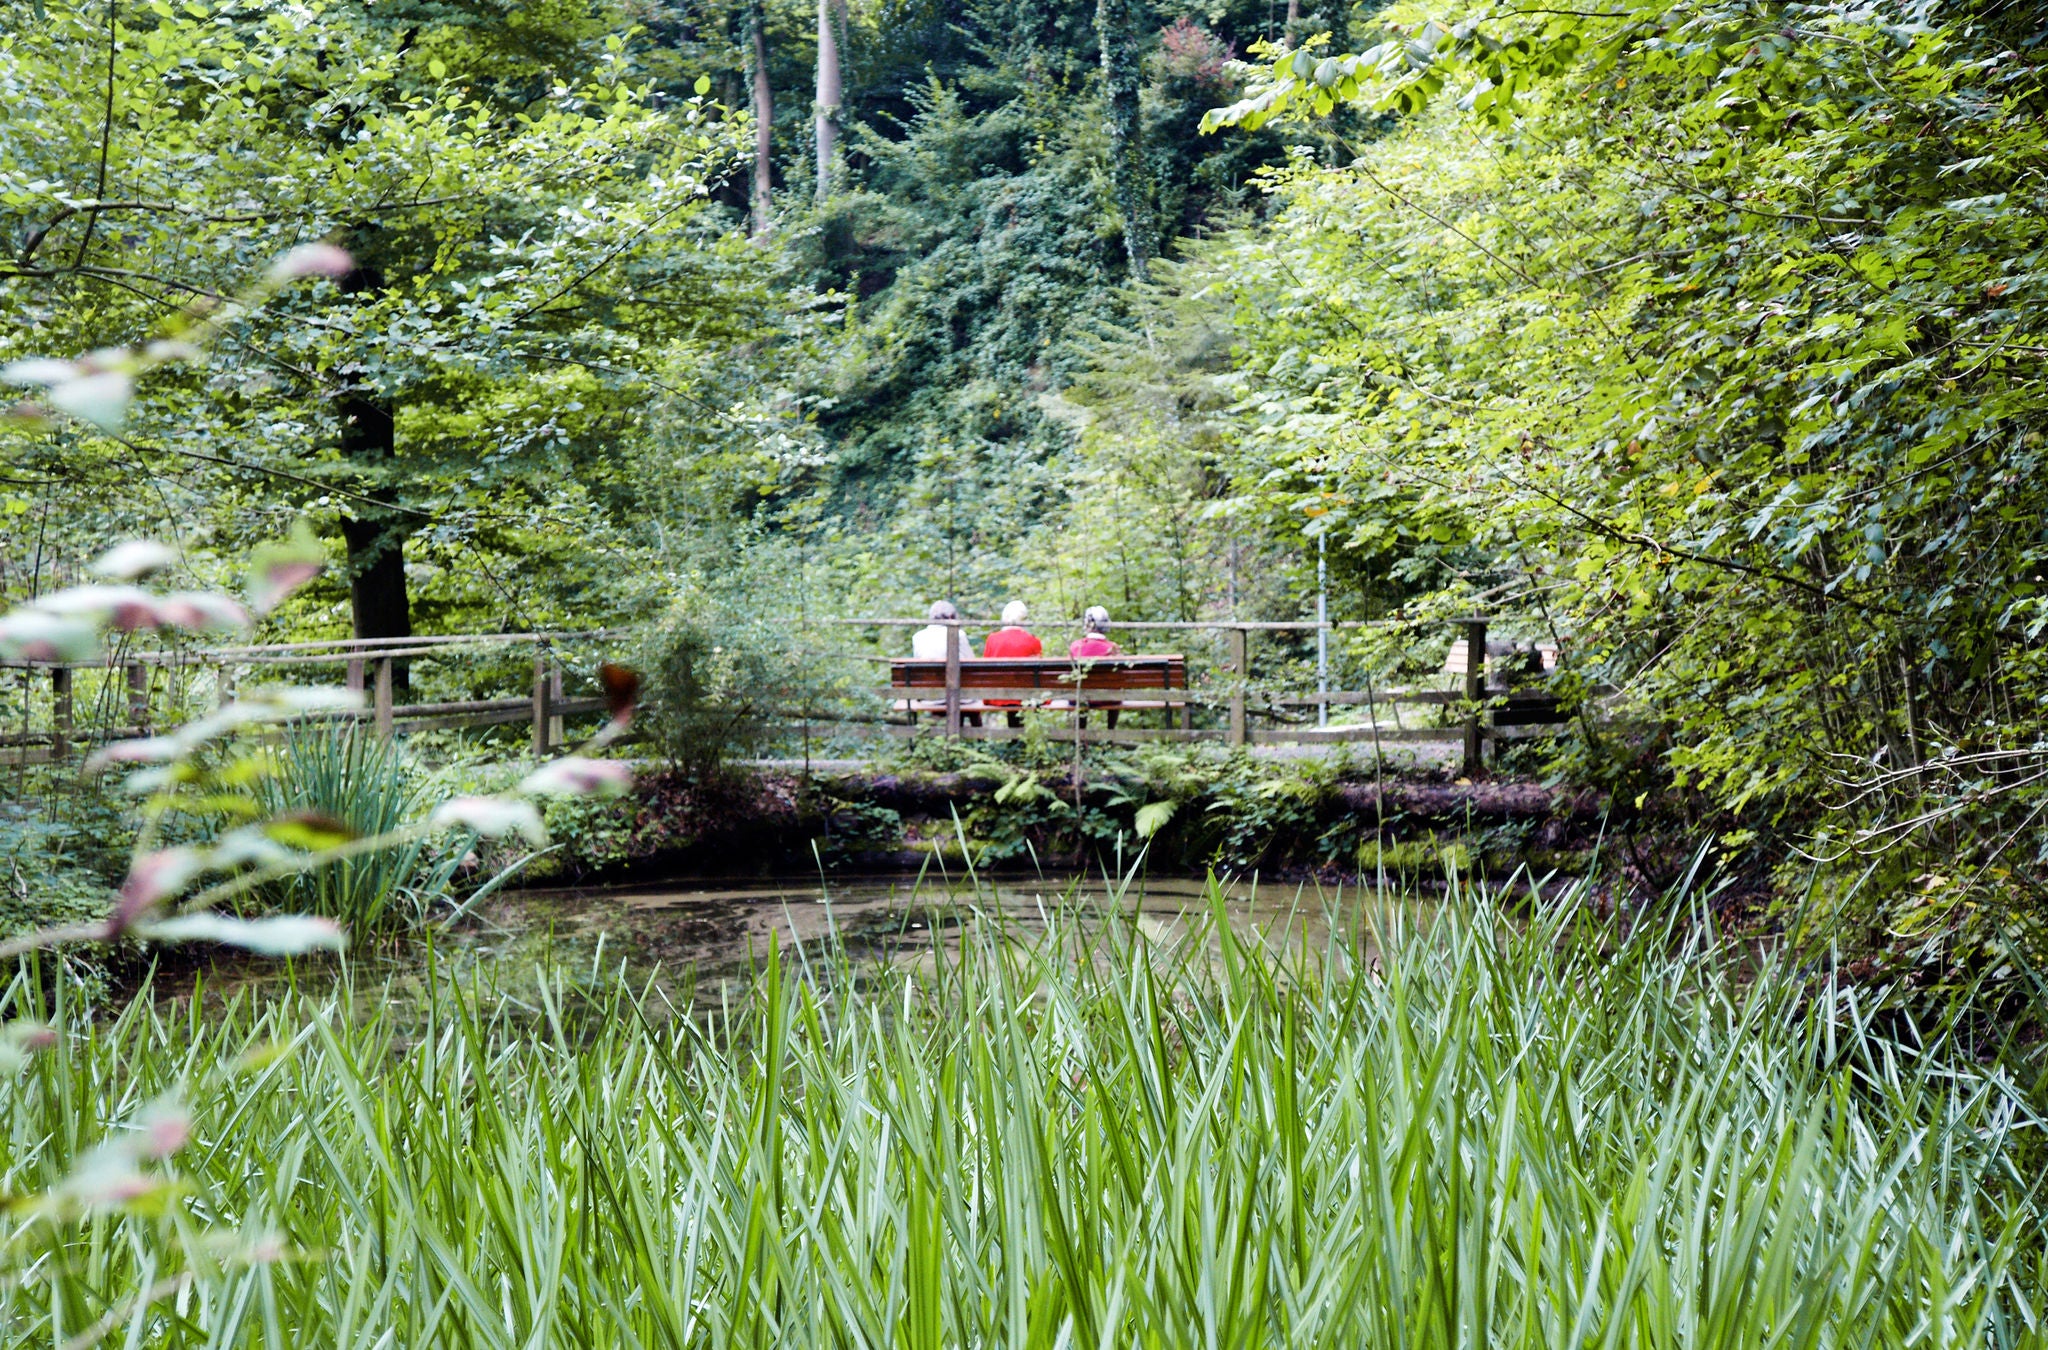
[888,655,1188,718]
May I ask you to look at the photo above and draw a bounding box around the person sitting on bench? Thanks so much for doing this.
[1069,606,1123,728]
[983,601,1042,657]
[911,600,979,725]
[911,601,976,660]
[982,601,1041,726]
[1069,606,1121,659]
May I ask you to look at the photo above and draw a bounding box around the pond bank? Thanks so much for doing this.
[534,760,1617,891]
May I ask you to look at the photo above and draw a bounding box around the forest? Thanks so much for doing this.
[2,0,2047,1342]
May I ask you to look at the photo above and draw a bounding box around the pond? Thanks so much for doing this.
[157,869,1412,1008]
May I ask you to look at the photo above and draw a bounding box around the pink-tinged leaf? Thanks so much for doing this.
[134,1099,192,1158]
[142,339,202,365]
[77,347,134,374]
[57,1146,160,1210]
[47,371,134,432]
[520,756,633,797]
[156,590,250,633]
[0,611,101,662]
[0,357,80,387]
[267,242,353,281]
[107,848,204,935]
[93,540,178,580]
[84,735,183,773]
[136,912,346,956]
[4,1022,59,1053]
[4,400,53,430]
[246,522,326,615]
[36,584,161,631]
[430,795,547,844]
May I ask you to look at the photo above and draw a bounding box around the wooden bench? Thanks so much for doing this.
[888,655,1189,722]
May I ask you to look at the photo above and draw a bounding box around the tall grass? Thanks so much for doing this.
[2,876,2042,1347]
[252,723,467,930]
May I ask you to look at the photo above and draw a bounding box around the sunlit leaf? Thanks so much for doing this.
[46,370,134,431]
[266,242,353,281]
[135,912,346,955]
[92,539,179,580]
[431,795,547,844]
[246,520,326,615]
[520,756,633,797]
[0,610,101,662]
[108,847,205,934]
[261,811,359,851]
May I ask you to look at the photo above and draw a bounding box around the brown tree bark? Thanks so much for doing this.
[338,260,413,687]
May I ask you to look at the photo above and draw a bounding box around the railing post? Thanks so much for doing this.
[345,657,365,694]
[548,663,566,749]
[50,666,72,762]
[943,621,963,738]
[217,660,236,710]
[1227,626,1248,748]
[373,657,394,740]
[1462,618,1487,777]
[532,640,552,757]
[125,661,148,731]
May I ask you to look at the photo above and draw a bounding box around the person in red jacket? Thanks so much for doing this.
[983,601,1042,658]
[982,601,1041,725]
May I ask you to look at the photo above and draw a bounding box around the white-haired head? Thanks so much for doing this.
[927,600,959,622]
[1001,600,1029,625]
[1082,605,1110,633]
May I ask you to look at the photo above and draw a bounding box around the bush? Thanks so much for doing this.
[252,723,469,930]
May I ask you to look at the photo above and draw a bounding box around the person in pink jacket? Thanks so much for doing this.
[1068,606,1125,727]
[1068,606,1122,659]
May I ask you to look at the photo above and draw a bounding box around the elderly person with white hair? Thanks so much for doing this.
[1068,605,1122,659]
[982,600,1042,658]
[981,600,1042,726]
[911,600,976,660]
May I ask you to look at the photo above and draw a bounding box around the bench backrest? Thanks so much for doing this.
[890,655,1186,692]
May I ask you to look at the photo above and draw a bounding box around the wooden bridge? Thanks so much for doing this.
[2,616,1587,777]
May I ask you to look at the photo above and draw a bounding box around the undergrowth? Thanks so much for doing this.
[1,874,2042,1346]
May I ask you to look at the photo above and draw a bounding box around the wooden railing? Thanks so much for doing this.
[838,616,1586,774]
[3,616,1594,777]
[0,630,618,766]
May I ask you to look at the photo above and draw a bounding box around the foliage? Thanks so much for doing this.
[631,534,843,777]
[0,0,761,635]
[251,724,473,931]
[1179,0,2048,930]
[2,876,2042,1343]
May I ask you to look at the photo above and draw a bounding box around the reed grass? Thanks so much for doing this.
[2,876,2042,1347]
[251,723,466,930]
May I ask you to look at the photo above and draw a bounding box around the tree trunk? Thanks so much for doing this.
[1283,0,1299,47]
[751,0,775,236]
[815,0,842,198]
[338,260,413,687]
[1096,0,1152,274]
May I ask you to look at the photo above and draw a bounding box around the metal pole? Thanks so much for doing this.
[1317,532,1328,728]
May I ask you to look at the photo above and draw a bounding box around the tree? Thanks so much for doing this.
[1,0,757,640]
[1094,0,1153,273]
[1198,0,2048,919]
[815,0,844,196]
[751,0,776,235]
